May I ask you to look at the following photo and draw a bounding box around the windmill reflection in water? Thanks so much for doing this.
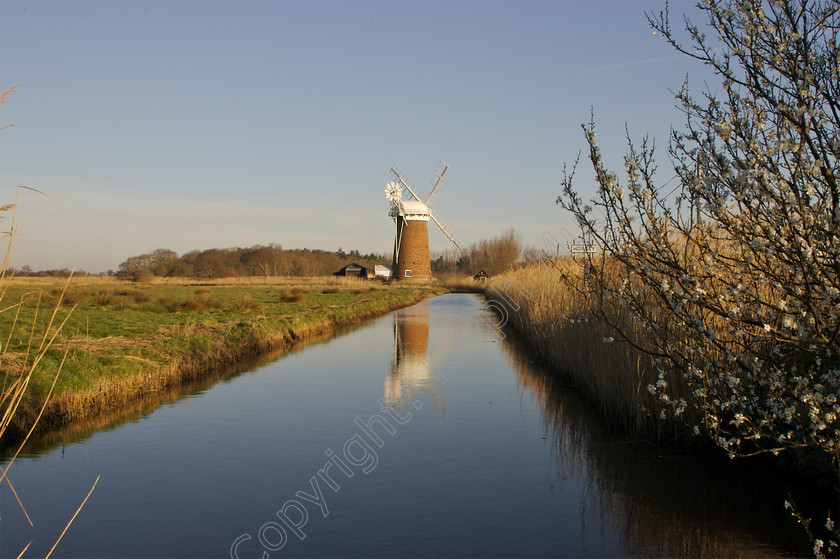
[384,304,446,419]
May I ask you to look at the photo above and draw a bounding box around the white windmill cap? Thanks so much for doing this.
[397,199,430,219]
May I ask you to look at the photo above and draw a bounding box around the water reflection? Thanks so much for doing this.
[384,303,446,418]
[0,294,815,558]
[500,331,810,558]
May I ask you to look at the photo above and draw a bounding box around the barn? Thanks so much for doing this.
[333,263,368,277]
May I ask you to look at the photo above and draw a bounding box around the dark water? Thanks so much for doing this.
[1,294,809,558]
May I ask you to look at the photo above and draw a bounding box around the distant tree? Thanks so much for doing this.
[148,249,179,276]
[117,254,149,278]
[241,244,285,276]
[117,248,178,278]
[485,228,522,275]
[431,248,461,273]
[431,255,450,273]
[290,253,312,276]
[37,268,73,278]
[192,249,236,278]
[461,228,523,275]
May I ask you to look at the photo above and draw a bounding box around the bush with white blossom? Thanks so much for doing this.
[558,1,838,554]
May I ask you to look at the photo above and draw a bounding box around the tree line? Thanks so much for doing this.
[116,229,528,281]
[115,245,388,280]
[7,229,530,280]
[432,228,524,276]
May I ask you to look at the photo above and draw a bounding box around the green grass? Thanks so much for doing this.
[1,283,407,345]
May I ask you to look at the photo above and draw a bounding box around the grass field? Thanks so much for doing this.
[1,275,453,444]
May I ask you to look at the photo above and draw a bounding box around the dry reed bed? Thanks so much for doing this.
[486,263,693,444]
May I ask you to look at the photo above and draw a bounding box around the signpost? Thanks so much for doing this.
[570,244,597,255]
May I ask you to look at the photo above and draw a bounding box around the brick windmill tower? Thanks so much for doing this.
[385,162,464,281]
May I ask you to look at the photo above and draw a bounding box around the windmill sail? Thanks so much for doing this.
[429,210,464,255]
[422,161,450,206]
[389,165,423,202]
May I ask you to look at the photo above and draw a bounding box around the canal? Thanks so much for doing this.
[1,294,809,557]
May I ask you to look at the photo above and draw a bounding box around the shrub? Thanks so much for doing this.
[278,288,306,303]
[131,269,154,284]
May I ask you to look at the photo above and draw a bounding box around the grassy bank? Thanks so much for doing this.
[1,276,447,445]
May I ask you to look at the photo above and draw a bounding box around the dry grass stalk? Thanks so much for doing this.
[44,474,100,559]
[2,85,98,556]
[0,200,92,555]
[0,84,21,132]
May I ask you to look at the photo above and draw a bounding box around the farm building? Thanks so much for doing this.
[333,263,368,277]
[332,263,392,280]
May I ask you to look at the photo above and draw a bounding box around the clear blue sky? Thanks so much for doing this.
[1,0,707,273]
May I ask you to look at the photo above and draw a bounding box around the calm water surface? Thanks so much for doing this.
[1,294,807,557]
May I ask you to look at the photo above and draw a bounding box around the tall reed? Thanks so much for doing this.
[1,85,99,557]
[486,260,697,444]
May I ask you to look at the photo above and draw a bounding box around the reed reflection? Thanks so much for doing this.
[500,334,809,558]
[384,303,445,418]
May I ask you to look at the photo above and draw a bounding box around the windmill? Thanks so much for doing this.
[385,161,464,280]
